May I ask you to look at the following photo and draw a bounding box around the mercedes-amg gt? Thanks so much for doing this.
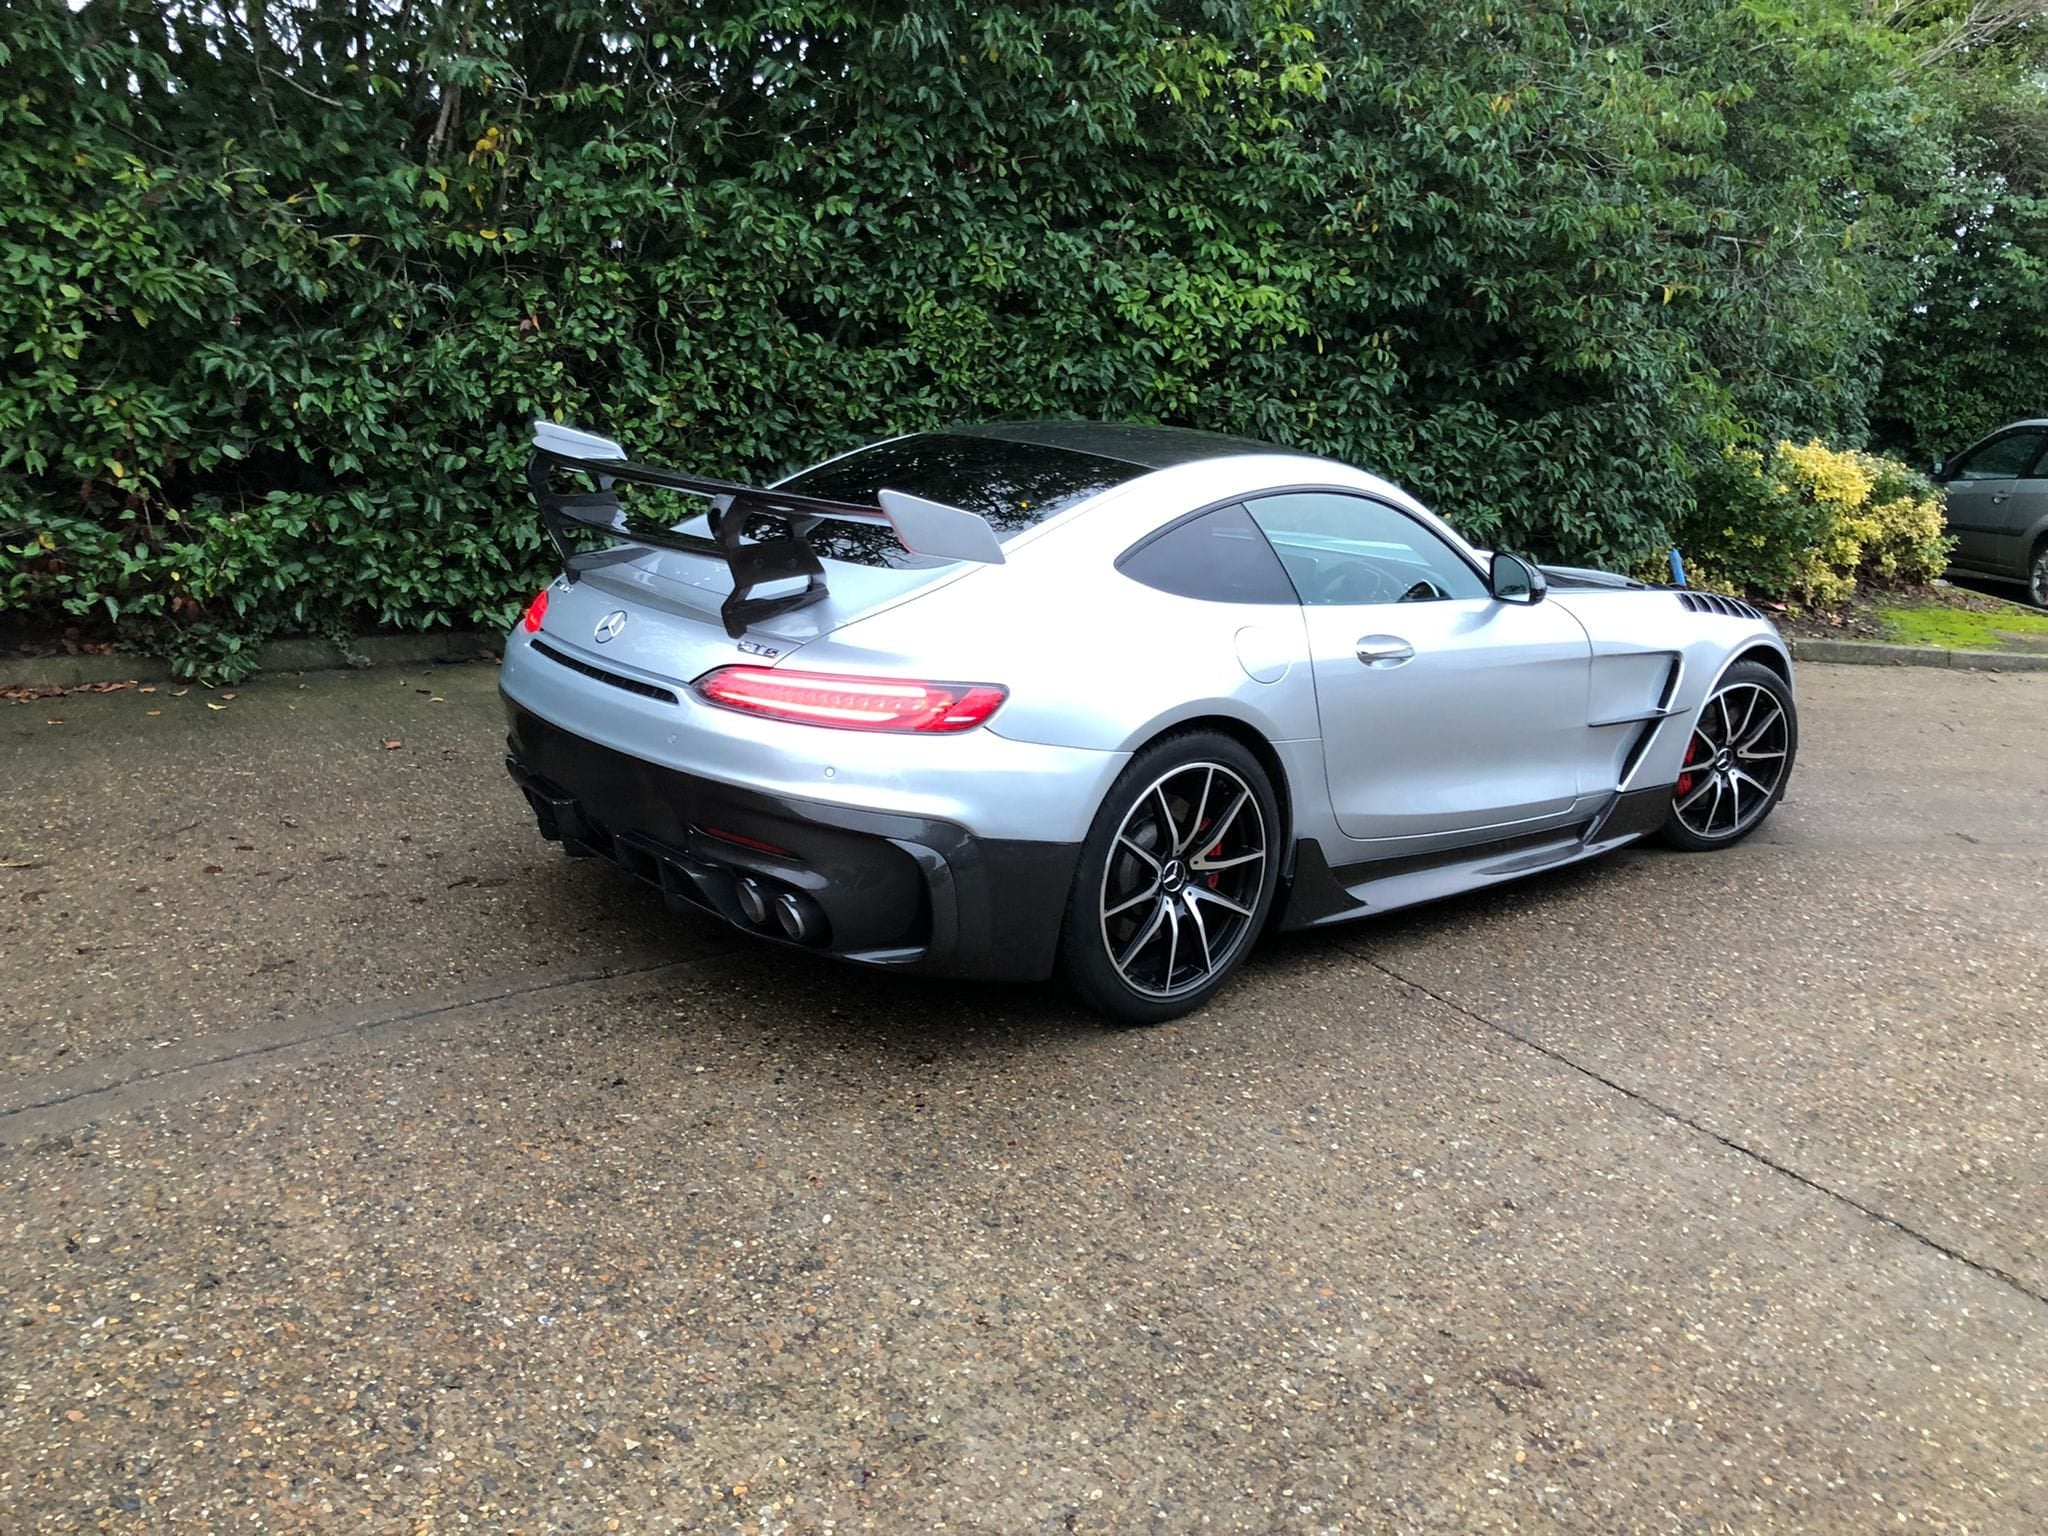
[502,419,1796,1022]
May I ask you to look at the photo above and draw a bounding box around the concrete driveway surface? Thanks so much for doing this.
[1,661,2043,1534]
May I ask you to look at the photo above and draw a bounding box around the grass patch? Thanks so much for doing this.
[1879,601,2048,650]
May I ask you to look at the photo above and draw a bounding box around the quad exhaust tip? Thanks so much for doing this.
[735,877,770,926]
[774,891,814,943]
[741,878,820,947]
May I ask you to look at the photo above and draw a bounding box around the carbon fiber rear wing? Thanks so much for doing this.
[526,421,1003,637]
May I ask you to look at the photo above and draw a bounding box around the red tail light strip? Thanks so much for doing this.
[691,666,1007,734]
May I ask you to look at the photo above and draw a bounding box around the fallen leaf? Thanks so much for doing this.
[0,860,48,870]
[205,702,226,712]
[65,1409,85,1423]
[382,739,402,750]
[171,688,189,697]
[146,709,161,717]
[221,692,236,700]
[203,865,223,875]
[46,717,63,725]
[139,685,156,695]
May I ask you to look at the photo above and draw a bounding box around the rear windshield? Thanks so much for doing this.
[768,432,1147,567]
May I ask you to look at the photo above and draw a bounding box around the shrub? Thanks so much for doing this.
[1670,446,1830,598]
[1672,439,1951,603]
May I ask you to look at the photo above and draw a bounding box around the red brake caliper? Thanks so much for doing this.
[1200,819,1222,888]
[1677,737,1700,798]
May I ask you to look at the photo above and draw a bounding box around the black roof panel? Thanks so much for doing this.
[957,419,1306,470]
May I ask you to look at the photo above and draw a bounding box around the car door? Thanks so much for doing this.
[1244,491,1595,845]
[1989,455,2048,578]
[1940,428,2048,571]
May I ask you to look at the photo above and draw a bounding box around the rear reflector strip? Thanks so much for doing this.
[699,825,796,858]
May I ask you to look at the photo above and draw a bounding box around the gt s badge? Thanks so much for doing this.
[737,639,781,658]
[593,610,628,643]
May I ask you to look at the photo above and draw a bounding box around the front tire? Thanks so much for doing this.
[1058,732,1281,1024]
[1657,660,1798,851]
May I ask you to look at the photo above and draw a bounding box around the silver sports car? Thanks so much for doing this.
[502,420,1797,1022]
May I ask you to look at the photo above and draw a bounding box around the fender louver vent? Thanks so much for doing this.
[1677,591,1765,621]
[531,639,679,704]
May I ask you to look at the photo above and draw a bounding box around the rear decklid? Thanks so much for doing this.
[524,421,1014,683]
[532,545,964,686]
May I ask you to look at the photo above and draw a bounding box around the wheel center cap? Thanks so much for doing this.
[1161,859,1188,893]
[1715,749,1734,772]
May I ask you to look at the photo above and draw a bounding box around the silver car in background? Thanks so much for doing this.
[1932,419,2048,607]
[502,420,1797,1022]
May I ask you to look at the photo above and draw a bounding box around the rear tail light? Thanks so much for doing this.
[520,587,550,633]
[691,666,1007,734]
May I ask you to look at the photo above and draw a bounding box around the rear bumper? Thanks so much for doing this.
[503,697,1081,982]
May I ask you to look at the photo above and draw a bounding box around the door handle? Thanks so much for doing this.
[1992,491,2012,503]
[1355,635,1415,668]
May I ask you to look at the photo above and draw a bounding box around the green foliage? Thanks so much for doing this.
[0,0,1976,676]
[1666,448,1831,600]
[1869,66,2048,466]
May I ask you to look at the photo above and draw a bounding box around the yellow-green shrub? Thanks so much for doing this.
[1776,441,1950,603]
[1672,440,1952,603]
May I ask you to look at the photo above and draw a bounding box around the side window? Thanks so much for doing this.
[1245,491,1488,606]
[1953,431,2046,480]
[1117,503,1298,605]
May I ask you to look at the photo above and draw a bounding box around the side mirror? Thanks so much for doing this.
[1930,459,1948,482]
[1490,551,1547,604]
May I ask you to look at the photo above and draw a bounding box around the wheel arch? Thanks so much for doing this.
[1732,640,1792,684]
[1124,713,1295,855]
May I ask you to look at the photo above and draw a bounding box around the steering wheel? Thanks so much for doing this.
[1304,559,1401,605]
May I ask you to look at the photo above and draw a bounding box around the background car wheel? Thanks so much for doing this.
[1657,660,1798,852]
[1059,732,1282,1025]
[2029,539,2048,608]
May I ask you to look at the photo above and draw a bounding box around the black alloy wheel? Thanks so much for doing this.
[1059,732,1282,1024]
[1658,660,1798,851]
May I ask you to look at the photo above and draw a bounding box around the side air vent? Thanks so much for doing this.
[1677,590,1766,621]
[530,639,679,704]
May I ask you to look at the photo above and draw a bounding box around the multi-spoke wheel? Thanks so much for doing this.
[1059,733,1281,1023]
[1658,660,1799,851]
[2028,539,2048,609]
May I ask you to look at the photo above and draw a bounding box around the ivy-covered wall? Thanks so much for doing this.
[0,2,2028,676]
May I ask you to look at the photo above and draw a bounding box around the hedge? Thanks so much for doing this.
[0,1,1987,677]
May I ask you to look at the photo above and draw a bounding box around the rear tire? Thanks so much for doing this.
[1657,660,1798,852]
[2028,538,2048,609]
[1058,732,1281,1024]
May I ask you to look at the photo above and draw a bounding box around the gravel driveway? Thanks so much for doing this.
[3,662,2043,1533]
